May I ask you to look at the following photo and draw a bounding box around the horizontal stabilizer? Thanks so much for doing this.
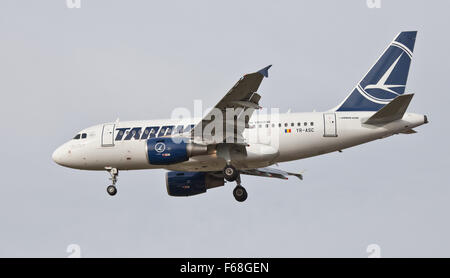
[363,94,414,125]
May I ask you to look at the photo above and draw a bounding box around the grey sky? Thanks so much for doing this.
[0,0,448,257]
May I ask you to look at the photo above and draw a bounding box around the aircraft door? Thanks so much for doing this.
[102,124,115,147]
[323,113,337,137]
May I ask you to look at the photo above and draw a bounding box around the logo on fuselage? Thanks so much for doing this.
[154,142,166,153]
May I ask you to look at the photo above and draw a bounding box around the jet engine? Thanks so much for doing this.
[146,137,207,165]
[166,171,224,196]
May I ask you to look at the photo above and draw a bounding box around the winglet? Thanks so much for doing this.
[258,65,272,78]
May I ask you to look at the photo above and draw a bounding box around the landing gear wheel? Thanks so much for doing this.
[107,185,117,196]
[223,165,238,182]
[233,185,248,202]
[105,167,119,196]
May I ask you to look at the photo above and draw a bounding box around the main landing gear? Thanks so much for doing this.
[223,164,239,182]
[224,165,247,202]
[233,186,247,202]
[106,167,118,196]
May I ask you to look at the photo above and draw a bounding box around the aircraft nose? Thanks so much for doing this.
[52,145,66,166]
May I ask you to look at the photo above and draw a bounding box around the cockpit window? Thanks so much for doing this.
[73,133,87,140]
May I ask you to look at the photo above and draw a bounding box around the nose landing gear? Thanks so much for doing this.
[107,185,117,196]
[106,167,118,196]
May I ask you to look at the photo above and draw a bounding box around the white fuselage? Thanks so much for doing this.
[52,111,427,171]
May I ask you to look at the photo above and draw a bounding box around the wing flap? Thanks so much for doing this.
[400,128,417,134]
[240,167,303,180]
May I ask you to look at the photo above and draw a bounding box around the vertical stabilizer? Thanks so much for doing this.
[335,31,417,111]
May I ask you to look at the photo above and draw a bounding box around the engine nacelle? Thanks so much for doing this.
[166,171,224,196]
[146,137,207,165]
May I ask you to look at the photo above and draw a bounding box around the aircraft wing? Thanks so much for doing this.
[240,167,303,180]
[190,65,272,144]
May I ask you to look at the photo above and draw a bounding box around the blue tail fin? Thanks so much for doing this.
[335,31,417,111]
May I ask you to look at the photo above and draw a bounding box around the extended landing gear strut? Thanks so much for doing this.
[106,167,118,196]
[223,164,247,202]
[232,173,248,202]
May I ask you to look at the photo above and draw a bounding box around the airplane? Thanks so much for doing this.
[52,31,427,202]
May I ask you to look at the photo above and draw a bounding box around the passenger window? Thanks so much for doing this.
[73,134,80,140]
[297,122,301,126]
[304,122,307,126]
[284,123,288,127]
[278,123,281,127]
[81,133,87,139]
[291,123,294,127]
[310,122,314,126]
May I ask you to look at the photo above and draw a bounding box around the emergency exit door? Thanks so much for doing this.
[102,124,115,147]
[323,113,337,137]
